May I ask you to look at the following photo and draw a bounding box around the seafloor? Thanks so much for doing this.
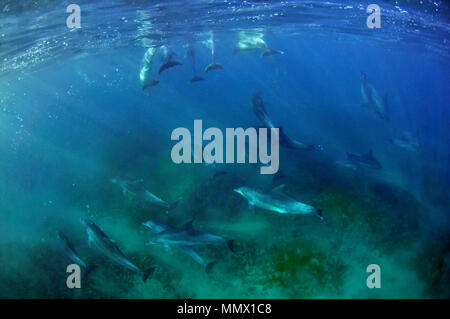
[0,139,448,299]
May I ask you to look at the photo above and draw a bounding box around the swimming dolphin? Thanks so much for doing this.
[82,219,153,282]
[235,31,268,52]
[360,72,389,122]
[205,63,225,72]
[234,185,323,219]
[252,92,318,151]
[388,131,420,152]
[186,43,204,83]
[251,91,276,130]
[261,49,284,57]
[139,47,160,93]
[235,30,283,57]
[347,150,382,170]
[178,246,217,273]
[278,127,318,151]
[57,231,96,277]
[110,178,180,213]
[334,159,358,171]
[255,124,318,151]
[143,220,217,272]
[142,220,174,234]
[150,220,234,252]
[204,32,225,73]
[158,45,182,74]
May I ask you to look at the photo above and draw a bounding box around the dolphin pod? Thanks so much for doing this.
[139,29,284,90]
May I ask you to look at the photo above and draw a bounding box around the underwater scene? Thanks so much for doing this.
[0,0,449,299]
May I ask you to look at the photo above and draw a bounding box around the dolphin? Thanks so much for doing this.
[158,45,182,74]
[143,220,221,272]
[235,30,268,52]
[178,246,218,273]
[261,49,284,58]
[57,230,96,277]
[234,184,323,219]
[139,47,160,93]
[144,191,181,213]
[334,159,358,171]
[252,92,318,151]
[186,43,204,83]
[278,127,318,151]
[347,150,382,170]
[235,30,283,58]
[360,72,389,122]
[110,178,180,213]
[254,124,320,152]
[204,31,225,73]
[150,220,234,252]
[205,63,225,72]
[82,219,153,282]
[388,131,419,152]
[251,91,276,130]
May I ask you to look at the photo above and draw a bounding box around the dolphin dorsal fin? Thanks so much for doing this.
[181,219,195,230]
[272,184,286,194]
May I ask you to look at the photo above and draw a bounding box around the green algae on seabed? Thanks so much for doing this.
[0,134,448,298]
[267,241,348,298]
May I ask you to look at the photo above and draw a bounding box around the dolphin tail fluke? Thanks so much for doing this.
[227,240,235,253]
[159,60,183,74]
[142,267,155,283]
[308,144,324,152]
[205,261,218,274]
[205,63,225,73]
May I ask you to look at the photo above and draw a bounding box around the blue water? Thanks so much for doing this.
[0,0,449,298]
